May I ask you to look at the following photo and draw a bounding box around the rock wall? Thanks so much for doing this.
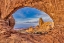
[0,0,64,43]
[0,0,64,25]
[8,15,15,28]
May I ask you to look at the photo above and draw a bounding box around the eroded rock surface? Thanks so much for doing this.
[25,18,54,33]
[0,24,64,43]
[0,0,64,25]
[0,0,64,43]
[39,18,44,27]
[26,26,34,33]
[8,15,15,28]
[0,19,12,38]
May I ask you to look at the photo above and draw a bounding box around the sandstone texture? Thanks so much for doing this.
[25,18,54,34]
[39,18,44,27]
[0,0,64,25]
[0,0,64,43]
[0,23,64,43]
[26,26,34,33]
[5,15,15,29]
[8,15,15,28]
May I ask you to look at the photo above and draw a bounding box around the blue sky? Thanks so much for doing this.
[13,7,53,28]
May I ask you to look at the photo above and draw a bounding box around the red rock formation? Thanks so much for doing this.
[25,18,54,34]
[39,18,44,27]
[26,26,34,33]
[0,24,64,43]
[35,25,39,30]
[0,0,64,43]
[5,15,15,29]
[0,0,64,25]
[8,15,15,28]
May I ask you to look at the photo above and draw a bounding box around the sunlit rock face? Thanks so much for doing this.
[39,22,54,33]
[26,26,34,33]
[35,25,39,30]
[35,18,54,33]
[25,18,54,33]
[39,18,44,27]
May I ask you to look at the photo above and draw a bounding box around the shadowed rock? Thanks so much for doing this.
[9,15,15,29]
[6,15,15,29]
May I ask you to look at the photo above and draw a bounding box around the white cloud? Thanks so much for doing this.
[34,12,53,22]
[15,18,39,24]
[15,12,53,25]
[14,23,38,28]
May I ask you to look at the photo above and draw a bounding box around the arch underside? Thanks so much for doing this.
[0,0,64,25]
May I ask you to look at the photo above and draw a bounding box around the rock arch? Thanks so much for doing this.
[0,0,64,25]
[0,0,64,43]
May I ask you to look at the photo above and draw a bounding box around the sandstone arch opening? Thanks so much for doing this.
[12,7,53,30]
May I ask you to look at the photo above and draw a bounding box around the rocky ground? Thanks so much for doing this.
[0,24,64,43]
[0,19,64,43]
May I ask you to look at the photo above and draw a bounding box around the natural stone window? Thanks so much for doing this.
[12,7,53,29]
